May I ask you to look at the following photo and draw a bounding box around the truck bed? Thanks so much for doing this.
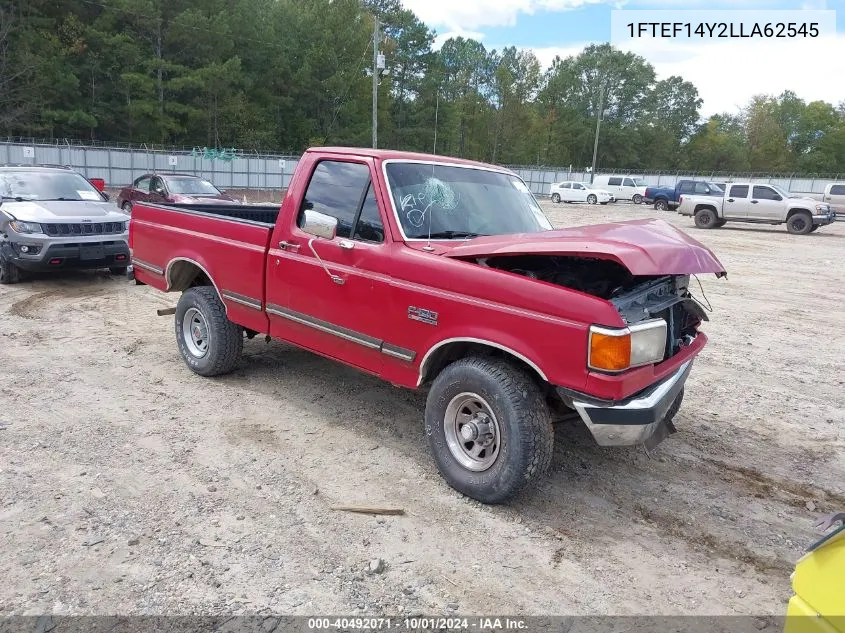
[165,203,281,225]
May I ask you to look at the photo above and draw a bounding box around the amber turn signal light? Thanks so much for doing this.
[588,328,631,372]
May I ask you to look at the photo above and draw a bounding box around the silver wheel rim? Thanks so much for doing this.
[443,392,501,472]
[588,195,596,204]
[182,307,210,358]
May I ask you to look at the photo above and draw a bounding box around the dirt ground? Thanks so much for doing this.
[1,201,843,617]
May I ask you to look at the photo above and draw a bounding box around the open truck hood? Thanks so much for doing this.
[439,219,727,277]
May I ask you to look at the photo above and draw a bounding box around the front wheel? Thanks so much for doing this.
[425,356,554,504]
[786,212,813,235]
[0,254,21,285]
[632,194,643,205]
[551,193,561,204]
[175,286,243,376]
[587,194,597,205]
[655,199,668,211]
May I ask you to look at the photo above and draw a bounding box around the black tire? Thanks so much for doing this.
[0,254,21,285]
[654,199,668,211]
[714,218,727,228]
[121,201,133,213]
[632,194,643,205]
[786,212,813,235]
[587,194,597,205]
[810,225,819,232]
[175,286,243,376]
[694,207,717,229]
[551,193,561,204]
[109,266,128,275]
[425,355,554,504]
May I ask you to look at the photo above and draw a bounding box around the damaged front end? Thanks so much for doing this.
[474,254,715,450]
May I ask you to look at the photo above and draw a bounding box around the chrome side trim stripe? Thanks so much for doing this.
[381,342,417,362]
[133,258,164,275]
[222,290,262,310]
[267,303,381,350]
[266,303,416,362]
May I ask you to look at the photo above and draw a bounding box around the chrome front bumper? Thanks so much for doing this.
[564,360,693,447]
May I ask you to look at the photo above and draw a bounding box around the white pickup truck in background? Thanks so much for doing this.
[822,183,845,216]
[678,182,836,234]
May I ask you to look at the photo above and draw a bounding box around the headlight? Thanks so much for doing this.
[588,319,667,372]
[8,220,43,234]
[815,204,829,212]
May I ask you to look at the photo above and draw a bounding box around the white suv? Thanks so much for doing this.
[550,181,613,205]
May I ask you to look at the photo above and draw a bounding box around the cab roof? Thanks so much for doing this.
[306,147,513,173]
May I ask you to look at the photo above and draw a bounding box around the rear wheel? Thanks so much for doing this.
[175,286,243,376]
[0,254,21,285]
[551,193,561,204]
[655,199,668,211]
[425,356,554,504]
[694,207,717,229]
[786,212,813,235]
[587,194,597,205]
[632,194,643,205]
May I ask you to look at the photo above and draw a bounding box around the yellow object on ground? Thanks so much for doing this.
[785,513,845,633]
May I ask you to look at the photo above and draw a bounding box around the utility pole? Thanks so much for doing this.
[372,16,379,149]
[590,82,605,184]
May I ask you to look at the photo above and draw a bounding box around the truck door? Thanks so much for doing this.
[749,185,784,220]
[724,184,750,218]
[825,184,845,215]
[265,158,391,376]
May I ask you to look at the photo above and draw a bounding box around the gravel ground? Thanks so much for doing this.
[1,201,843,616]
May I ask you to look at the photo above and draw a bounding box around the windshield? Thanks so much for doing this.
[166,177,221,195]
[770,184,792,198]
[0,170,103,201]
[385,162,553,239]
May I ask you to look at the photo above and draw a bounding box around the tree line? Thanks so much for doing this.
[2,0,844,173]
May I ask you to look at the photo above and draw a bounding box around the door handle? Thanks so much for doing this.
[750,200,759,204]
[308,239,344,285]
[727,198,734,202]
[339,239,355,250]
[278,240,300,251]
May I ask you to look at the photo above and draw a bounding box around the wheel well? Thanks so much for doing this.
[420,341,546,389]
[694,204,717,215]
[787,208,812,220]
[167,260,213,291]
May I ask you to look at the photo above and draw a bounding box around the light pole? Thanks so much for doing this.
[590,82,606,184]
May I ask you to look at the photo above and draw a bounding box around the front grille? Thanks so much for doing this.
[41,222,125,236]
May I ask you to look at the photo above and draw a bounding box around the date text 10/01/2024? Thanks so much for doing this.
[627,22,820,38]
[307,618,528,631]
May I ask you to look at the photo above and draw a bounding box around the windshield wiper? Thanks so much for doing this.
[421,231,487,240]
[1,195,27,202]
[40,197,78,201]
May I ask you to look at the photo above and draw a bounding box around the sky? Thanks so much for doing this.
[399,0,845,118]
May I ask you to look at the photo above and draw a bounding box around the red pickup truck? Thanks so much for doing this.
[128,147,726,504]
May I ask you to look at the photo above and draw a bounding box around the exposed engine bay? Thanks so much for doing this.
[476,255,707,358]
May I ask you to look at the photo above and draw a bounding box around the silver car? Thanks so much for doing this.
[0,165,130,284]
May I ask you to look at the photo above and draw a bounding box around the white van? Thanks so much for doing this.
[592,175,649,204]
[822,183,845,216]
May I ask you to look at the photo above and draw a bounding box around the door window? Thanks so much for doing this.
[150,176,165,194]
[622,178,635,187]
[728,185,749,198]
[134,176,151,191]
[694,182,711,194]
[558,183,570,189]
[829,185,845,195]
[752,186,781,200]
[298,160,384,243]
[352,184,385,243]
[608,177,622,186]
[679,181,695,193]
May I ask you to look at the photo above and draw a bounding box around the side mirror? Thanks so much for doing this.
[153,187,165,196]
[301,209,337,240]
